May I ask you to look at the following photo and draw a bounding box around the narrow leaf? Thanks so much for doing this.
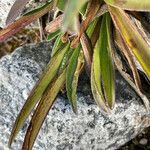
[91,67,110,113]
[66,45,81,113]
[105,0,150,11]
[6,0,30,25]
[0,1,53,42]
[86,19,98,37]
[99,14,115,109]
[70,52,84,113]
[79,0,101,37]
[115,30,142,91]
[47,29,61,41]
[9,43,70,146]
[80,18,98,74]
[45,14,63,33]
[57,0,67,11]
[51,34,63,57]
[91,25,110,113]
[109,6,150,78]
[80,33,93,73]
[22,68,67,150]
[113,51,150,111]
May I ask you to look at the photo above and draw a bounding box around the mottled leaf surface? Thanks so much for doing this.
[105,0,150,11]
[109,6,150,78]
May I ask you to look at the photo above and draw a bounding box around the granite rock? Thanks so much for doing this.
[0,0,16,27]
[0,42,149,150]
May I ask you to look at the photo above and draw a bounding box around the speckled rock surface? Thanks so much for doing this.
[0,0,16,27]
[0,42,150,150]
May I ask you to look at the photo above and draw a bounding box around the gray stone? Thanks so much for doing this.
[0,42,149,150]
[139,138,148,145]
[0,0,16,27]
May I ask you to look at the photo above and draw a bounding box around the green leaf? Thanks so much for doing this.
[86,19,98,37]
[22,68,67,150]
[91,67,110,113]
[91,25,110,113]
[58,48,74,74]
[66,45,81,113]
[99,13,115,109]
[0,1,54,42]
[62,0,87,31]
[8,43,70,147]
[47,29,61,41]
[109,6,150,78]
[51,34,63,57]
[79,2,88,16]
[79,0,101,39]
[57,0,67,11]
[105,0,150,11]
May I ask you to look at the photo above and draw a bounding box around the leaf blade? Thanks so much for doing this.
[47,29,61,41]
[91,21,110,113]
[0,1,53,42]
[22,68,67,150]
[99,14,115,109]
[9,43,70,146]
[105,0,150,11]
[109,6,150,78]
[66,45,81,113]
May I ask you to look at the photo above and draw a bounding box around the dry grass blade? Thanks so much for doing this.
[129,12,150,33]
[79,0,101,37]
[45,14,63,33]
[95,4,108,19]
[22,68,67,150]
[0,1,53,42]
[80,33,93,73]
[6,0,30,25]
[109,6,150,78]
[71,0,101,47]
[113,51,150,111]
[132,17,150,45]
[115,30,142,91]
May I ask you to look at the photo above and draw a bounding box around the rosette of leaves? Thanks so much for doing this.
[0,0,150,149]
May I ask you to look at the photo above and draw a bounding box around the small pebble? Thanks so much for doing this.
[139,138,148,145]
